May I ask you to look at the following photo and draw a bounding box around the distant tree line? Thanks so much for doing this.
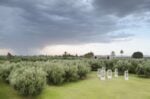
[0,51,145,63]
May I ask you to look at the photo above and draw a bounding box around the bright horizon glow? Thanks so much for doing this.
[39,37,150,56]
[0,37,150,56]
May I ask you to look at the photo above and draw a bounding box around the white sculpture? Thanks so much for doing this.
[97,68,101,77]
[124,70,129,80]
[114,68,118,78]
[96,68,130,81]
[100,67,106,80]
[107,69,112,79]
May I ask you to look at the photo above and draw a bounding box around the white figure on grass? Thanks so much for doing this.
[100,67,106,80]
[124,70,129,80]
[97,68,101,78]
[114,68,118,78]
[107,69,112,80]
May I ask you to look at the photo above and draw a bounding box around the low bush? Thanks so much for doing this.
[0,60,91,96]
[9,66,46,96]
[45,63,65,85]
[64,65,79,82]
[44,61,90,84]
[136,61,150,78]
[89,60,105,71]
[136,64,145,76]
[104,59,117,70]
[128,59,144,74]
[0,62,15,83]
[114,60,131,75]
[77,62,91,79]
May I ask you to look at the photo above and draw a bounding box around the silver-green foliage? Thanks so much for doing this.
[114,60,131,75]
[45,63,65,85]
[43,60,91,83]
[0,60,91,96]
[89,59,105,71]
[77,62,91,79]
[136,60,150,77]
[9,66,46,96]
[64,65,79,82]
[0,62,15,82]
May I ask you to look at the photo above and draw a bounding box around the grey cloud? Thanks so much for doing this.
[0,0,140,54]
[93,0,150,17]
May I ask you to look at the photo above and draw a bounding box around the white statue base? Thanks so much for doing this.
[125,77,129,80]
[100,77,105,80]
[107,76,112,80]
[124,70,129,80]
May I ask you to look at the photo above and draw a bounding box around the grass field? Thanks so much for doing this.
[0,72,150,99]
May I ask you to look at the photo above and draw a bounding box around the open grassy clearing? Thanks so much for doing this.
[0,72,150,99]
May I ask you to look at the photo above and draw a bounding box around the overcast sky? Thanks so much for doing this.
[0,0,150,56]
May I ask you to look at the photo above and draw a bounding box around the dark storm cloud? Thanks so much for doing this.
[93,0,150,17]
[0,0,149,54]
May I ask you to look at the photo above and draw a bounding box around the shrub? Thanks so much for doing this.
[104,59,117,70]
[136,61,150,78]
[143,66,150,78]
[89,60,105,71]
[129,59,144,74]
[64,65,79,82]
[136,64,145,76]
[9,66,46,96]
[0,62,15,83]
[77,63,90,79]
[45,63,65,85]
[114,60,131,75]
[0,60,91,96]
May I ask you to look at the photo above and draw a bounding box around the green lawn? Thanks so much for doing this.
[1,72,150,99]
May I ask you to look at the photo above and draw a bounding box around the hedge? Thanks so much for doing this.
[9,66,46,96]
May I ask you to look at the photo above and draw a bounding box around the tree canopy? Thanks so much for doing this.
[132,52,144,59]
